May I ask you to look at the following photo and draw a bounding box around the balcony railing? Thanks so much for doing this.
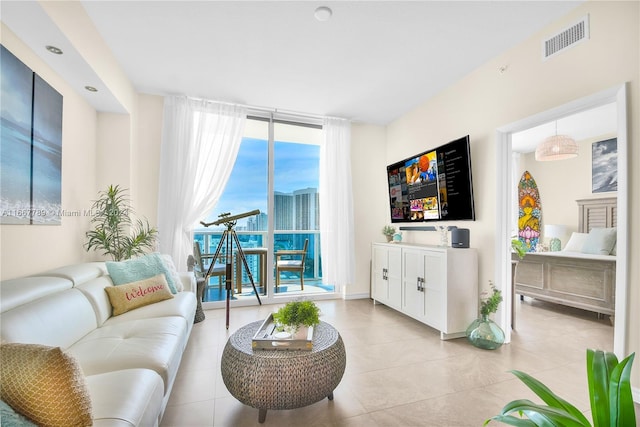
[193,230,323,295]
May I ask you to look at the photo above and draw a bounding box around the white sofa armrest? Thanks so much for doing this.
[179,272,196,294]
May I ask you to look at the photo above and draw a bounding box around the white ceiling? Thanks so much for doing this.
[1,0,587,126]
[512,102,618,153]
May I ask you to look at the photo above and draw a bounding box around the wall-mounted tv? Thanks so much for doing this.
[386,135,475,223]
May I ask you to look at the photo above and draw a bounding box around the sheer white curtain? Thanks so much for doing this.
[157,96,246,269]
[319,117,355,291]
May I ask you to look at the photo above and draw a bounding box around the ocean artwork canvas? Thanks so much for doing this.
[592,138,617,193]
[1,45,63,225]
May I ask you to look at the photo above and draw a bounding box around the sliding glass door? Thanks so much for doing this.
[195,115,334,307]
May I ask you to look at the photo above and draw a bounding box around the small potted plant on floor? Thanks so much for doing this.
[466,281,505,350]
[273,300,321,339]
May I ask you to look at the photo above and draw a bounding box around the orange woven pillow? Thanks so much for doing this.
[0,343,92,427]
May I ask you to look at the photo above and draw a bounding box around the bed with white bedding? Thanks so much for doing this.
[512,197,617,317]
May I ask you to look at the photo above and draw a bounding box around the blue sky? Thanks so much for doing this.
[202,137,319,225]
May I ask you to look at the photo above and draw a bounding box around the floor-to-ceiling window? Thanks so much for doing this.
[194,115,334,306]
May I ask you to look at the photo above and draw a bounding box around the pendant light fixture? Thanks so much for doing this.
[535,121,578,161]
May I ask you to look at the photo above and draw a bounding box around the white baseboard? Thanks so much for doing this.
[344,292,370,300]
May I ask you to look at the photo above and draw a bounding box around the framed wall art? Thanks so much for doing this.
[1,45,63,225]
[591,137,617,193]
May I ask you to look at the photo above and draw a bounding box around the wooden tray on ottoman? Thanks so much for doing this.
[251,314,314,351]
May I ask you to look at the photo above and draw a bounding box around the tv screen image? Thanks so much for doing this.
[386,135,475,223]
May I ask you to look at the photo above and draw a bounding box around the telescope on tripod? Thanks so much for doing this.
[200,209,261,228]
[201,209,262,329]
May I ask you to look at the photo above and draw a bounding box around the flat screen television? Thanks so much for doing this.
[386,135,475,223]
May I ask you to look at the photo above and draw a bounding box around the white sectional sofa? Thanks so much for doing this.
[0,259,197,426]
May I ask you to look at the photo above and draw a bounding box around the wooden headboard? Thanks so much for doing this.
[577,197,617,233]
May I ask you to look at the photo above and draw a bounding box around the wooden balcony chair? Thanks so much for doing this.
[193,242,226,300]
[275,238,309,292]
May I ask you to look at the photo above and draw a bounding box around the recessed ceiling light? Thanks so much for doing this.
[84,86,98,92]
[45,45,63,55]
[314,6,332,22]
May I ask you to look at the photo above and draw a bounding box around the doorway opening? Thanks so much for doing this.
[495,84,629,357]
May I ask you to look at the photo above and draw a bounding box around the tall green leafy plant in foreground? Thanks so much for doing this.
[85,185,157,261]
[486,349,635,426]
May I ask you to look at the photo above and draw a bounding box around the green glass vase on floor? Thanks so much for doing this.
[466,315,505,350]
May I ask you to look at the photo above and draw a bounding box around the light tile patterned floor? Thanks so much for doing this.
[161,297,638,426]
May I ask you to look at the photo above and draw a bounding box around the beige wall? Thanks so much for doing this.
[382,0,638,389]
[350,122,388,298]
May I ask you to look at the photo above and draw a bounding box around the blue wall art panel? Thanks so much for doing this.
[1,45,63,225]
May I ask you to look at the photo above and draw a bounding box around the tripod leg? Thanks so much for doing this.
[231,231,262,305]
[205,230,228,278]
[225,229,234,329]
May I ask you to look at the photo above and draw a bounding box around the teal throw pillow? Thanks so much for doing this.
[0,400,37,427]
[582,228,617,255]
[106,253,178,294]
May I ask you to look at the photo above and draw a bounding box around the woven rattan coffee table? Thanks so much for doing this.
[221,320,346,423]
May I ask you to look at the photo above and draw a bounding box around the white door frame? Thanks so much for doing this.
[494,83,628,357]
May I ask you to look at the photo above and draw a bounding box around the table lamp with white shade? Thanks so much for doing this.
[545,224,567,252]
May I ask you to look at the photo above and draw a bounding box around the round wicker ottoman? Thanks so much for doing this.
[221,320,346,423]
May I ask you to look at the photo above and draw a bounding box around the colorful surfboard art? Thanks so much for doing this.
[517,171,542,252]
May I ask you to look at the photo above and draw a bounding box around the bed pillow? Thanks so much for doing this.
[105,274,174,316]
[106,252,177,294]
[582,227,617,255]
[563,232,588,252]
[0,343,92,427]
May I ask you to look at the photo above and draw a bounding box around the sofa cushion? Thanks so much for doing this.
[32,262,107,286]
[0,289,98,349]
[86,369,164,427]
[0,276,73,314]
[67,317,186,390]
[104,291,196,328]
[75,276,116,326]
[0,343,92,427]
[104,274,174,316]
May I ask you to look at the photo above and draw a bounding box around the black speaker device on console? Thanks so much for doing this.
[451,228,470,248]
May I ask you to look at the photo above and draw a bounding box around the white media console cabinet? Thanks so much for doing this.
[371,242,478,340]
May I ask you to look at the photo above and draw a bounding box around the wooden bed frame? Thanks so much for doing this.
[513,197,617,317]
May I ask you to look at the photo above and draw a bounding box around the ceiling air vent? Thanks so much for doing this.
[543,15,589,60]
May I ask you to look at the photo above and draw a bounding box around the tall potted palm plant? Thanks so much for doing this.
[85,185,157,261]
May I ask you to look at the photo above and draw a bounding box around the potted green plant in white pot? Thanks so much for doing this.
[273,300,321,339]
